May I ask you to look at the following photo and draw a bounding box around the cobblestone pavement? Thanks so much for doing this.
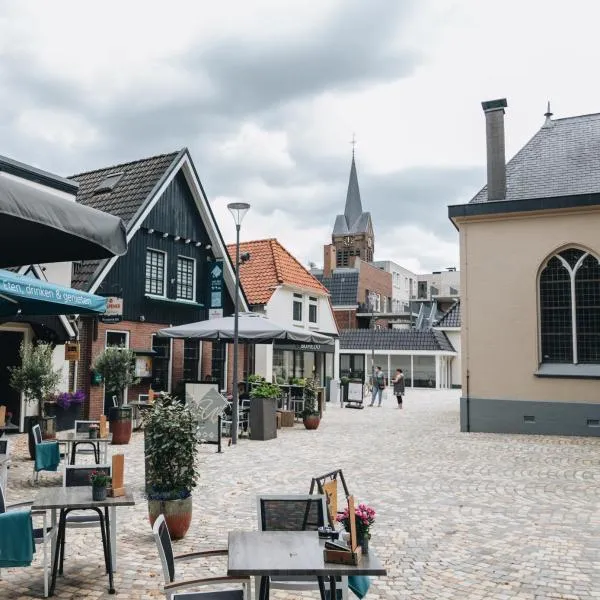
[2,389,600,600]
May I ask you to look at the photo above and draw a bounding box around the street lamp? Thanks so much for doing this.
[227,201,250,445]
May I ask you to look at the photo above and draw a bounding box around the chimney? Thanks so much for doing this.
[481,98,508,201]
[323,244,336,277]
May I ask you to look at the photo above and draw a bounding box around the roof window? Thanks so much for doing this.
[94,172,124,194]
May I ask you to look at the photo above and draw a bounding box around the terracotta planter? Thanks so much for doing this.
[109,406,132,445]
[148,496,193,540]
[303,415,321,430]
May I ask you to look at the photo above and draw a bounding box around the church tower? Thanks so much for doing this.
[331,152,374,267]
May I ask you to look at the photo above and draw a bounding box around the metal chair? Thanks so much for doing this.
[0,439,10,491]
[0,482,55,597]
[70,420,101,464]
[256,494,348,599]
[58,464,112,576]
[152,514,250,600]
[32,424,61,483]
[309,469,350,528]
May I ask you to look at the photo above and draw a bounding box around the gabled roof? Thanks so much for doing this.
[315,269,359,306]
[434,300,461,328]
[339,328,455,352]
[471,113,600,203]
[332,156,372,235]
[226,238,330,305]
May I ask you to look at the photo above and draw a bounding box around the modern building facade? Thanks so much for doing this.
[371,260,417,313]
[449,99,600,436]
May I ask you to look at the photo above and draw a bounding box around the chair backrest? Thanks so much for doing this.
[309,469,350,527]
[0,440,8,455]
[152,514,175,584]
[0,481,5,514]
[74,420,100,434]
[64,465,111,487]
[32,424,42,445]
[257,494,327,532]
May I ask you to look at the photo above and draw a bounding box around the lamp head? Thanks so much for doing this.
[227,201,251,226]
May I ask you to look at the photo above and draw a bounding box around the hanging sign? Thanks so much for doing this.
[209,262,223,309]
[64,341,80,361]
[100,296,124,324]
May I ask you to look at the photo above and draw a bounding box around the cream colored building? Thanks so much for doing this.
[449,99,600,436]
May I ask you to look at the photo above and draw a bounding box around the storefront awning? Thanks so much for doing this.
[0,269,107,317]
[0,175,127,267]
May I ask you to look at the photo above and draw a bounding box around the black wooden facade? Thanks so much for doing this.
[96,171,234,324]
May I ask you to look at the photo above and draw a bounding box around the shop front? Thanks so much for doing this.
[272,341,335,387]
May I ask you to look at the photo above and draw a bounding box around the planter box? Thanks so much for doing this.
[45,403,82,432]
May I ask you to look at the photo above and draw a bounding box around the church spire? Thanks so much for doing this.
[344,153,363,230]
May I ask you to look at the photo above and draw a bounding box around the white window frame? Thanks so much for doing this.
[176,255,196,302]
[145,247,167,298]
[308,296,318,324]
[105,330,130,349]
[293,293,303,323]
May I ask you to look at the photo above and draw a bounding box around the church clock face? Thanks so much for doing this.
[344,236,353,246]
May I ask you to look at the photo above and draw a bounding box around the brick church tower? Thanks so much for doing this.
[331,153,374,266]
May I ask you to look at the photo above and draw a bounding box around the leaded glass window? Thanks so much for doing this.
[176,257,195,300]
[145,249,165,296]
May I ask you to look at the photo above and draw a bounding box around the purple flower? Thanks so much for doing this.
[56,390,86,409]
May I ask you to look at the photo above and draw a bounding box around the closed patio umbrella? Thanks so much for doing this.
[0,269,107,316]
[0,175,127,267]
[157,312,334,344]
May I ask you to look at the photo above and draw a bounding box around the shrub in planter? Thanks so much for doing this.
[249,381,281,399]
[93,347,139,406]
[143,397,199,539]
[301,377,321,430]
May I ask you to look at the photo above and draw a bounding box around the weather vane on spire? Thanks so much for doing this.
[350,132,357,157]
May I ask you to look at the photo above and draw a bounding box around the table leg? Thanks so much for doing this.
[110,506,117,572]
[258,575,270,600]
[49,508,57,572]
[317,576,327,600]
[49,509,66,596]
[104,507,115,594]
[329,575,337,599]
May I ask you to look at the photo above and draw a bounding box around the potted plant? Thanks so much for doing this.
[143,397,199,539]
[94,347,139,445]
[9,341,62,458]
[336,502,376,554]
[249,381,281,400]
[45,390,86,432]
[90,470,112,501]
[301,377,321,430]
[247,374,265,384]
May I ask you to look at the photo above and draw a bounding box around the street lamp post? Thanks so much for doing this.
[227,201,250,445]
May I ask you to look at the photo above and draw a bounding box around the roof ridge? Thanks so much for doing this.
[552,112,600,123]
[68,149,183,179]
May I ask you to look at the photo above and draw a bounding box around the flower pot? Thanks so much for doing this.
[92,485,107,502]
[148,496,193,540]
[303,415,321,430]
[89,429,99,439]
[109,406,132,444]
[358,533,370,554]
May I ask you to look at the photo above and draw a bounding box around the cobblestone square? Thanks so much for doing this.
[2,389,599,599]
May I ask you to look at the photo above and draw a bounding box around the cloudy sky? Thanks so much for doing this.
[1,0,598,273]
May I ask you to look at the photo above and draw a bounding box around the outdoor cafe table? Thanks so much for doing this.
[228,531,387,600]
[32,486,135,596]
[55,431,112,464]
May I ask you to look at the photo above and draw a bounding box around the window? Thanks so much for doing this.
[540,248,600,364]
[308,296,318,324]
[94,172,124,195]
[152,336,171,391]
[293,293,303,322]
[145,249,166,296]
[183,339,200,381]
[176,256,195,300]
[106,331,128,348]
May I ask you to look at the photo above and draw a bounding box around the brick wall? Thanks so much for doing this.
[333,309,357,330]
[357,261,392,305]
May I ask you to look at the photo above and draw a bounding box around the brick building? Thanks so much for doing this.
[70,149,246,419]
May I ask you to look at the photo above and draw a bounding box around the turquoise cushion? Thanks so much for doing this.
[349,575,372,598]
[35,441,60,472]
[0,508,35,567]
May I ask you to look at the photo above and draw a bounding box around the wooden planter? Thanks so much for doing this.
[148,496,193,539]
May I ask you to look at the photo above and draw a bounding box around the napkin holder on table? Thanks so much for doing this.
[323,495,362,566]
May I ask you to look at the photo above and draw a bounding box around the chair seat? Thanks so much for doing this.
[172,590,244,600]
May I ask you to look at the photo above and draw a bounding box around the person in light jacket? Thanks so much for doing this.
[392,368,405,409]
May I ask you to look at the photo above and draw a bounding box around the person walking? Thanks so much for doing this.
[369,366,385,407]
[392,368,405,409]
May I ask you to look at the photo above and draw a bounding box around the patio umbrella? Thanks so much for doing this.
[157,312,335,344]
[0,175,127,267]
[0,269,107,317]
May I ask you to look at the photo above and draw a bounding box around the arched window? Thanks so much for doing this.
[540,248,600,364]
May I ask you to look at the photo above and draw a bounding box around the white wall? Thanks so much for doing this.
[444,330,461,387]
[371,260,417,311]
[254,343,273,381]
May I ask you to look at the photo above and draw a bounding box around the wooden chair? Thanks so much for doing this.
[152,514,249,600]
[309,469,350,528]
[0,482,55,597]
[256,494,348,599]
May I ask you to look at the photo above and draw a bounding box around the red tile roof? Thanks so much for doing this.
[226,238,330,305]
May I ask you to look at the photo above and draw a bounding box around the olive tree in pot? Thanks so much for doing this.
[301,377,321,430]
[144,397,199,539]
[9,341,62,459]
[93,347,139,444]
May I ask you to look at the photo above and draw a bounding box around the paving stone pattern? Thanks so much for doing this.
[2,390,600,599]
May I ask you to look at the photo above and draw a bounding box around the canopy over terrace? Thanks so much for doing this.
[0,174,126,267]
[157,312,334,344]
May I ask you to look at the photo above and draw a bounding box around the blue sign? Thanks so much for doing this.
[209,261,223,309]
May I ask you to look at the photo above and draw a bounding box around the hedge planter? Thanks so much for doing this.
[148,496,193,540]
[303,415,321,430]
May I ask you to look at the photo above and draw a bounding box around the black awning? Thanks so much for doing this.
[0,175,127,267]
